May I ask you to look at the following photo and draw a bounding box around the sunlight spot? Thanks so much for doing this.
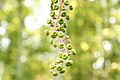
[0,27,6,35]
[109,16,116,24]
[89,0,95,2]
[111,62,118,69]
[80,41,89,51]
[24,0,33,7]
[1,37,11,49]
[103,40,112,51]
[20,56,27,63]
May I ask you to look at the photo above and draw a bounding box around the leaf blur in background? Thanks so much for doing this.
[0,0,120,80]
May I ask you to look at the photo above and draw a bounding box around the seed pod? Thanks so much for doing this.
[51,31,58,38]
[59,68,65,74]
[58,18,64,25]
[66,44,72,50]
[45,30,49,36]
[50,11,55,17]
[52,0,58,3]
[52,42,57,48]
[53,5,59,10]
[56,57,62,63]
[56,65,63,71]
[71,49,76,55]
[58,43,64,49]
[65,60,73,67]
[61,11,67,17]
[58,52,63,58]
[58,31,64,38]
[69,5,73,10]
[66,15,70,20]
[51,71,58,76]
[64,1,69,6]
[47,19,52,24]
[62,53,68,59]
[50,63,56,69]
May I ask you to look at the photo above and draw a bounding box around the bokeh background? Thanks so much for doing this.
[0,0,120,80]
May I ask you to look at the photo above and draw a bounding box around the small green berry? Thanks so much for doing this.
[58,31,64,38]
[69,5,73,10]
[50,11,55,17]
[66,44,72,50]
[58,52,63,58]
[52,0,58,3]
[65,60,73,67]
[51,31,58,38]
[59,68,65,74]
[53,5,59,10]
[47,19,52,24]
[50,63,56,69]
[58,18,64,25]
[61,11,66,17]
[50,40,53,44]
[58,43,64,49]
[66,15,70,20]
[64,1,69,6]
[56,65,63,71]
[71,49,76,55]
[45,30,49,36]
[63,23,67,28]
[56,57,62,63]
[62,53,68,59]
[52,42,57,48]
[51,71,58,76]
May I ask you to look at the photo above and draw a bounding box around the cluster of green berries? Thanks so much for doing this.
[45,0,75,76]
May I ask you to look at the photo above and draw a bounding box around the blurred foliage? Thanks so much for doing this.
[0,0,120,80]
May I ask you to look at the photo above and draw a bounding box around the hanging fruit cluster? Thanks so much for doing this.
[45,0,76,76]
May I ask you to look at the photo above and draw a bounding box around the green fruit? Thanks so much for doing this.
[58,52,63,58]
[52,42,57,48]
[71,49,76,55]
[51,31,58,38]
[61,12,66,17]
[50,63,56,69]
[50,11,55,17]
[50,40,53,44]
[47,19,52,24]
[66,15,70,20]
[59,68,65,74]
[58,43,64,49]
[66,44,72,50]
[63,23,67,28]
[58,18,64,25]
[56,57,62,63]
[58,31,64,38]
[69,5,73,10]
[56,65,63,71]
[52,0,58,3]
[62,53,68,59]
[45,30,49,36]
[65,60,73,67]
[64,1,69,6]
[51,71,58,76]
[53,5,59,10]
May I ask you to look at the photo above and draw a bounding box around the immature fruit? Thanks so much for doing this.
[52,42,57,48]
[53,5,59,10]
[62,53,68,59]
[64,1,69,6]
[63,23,67,28]
[56,65,63,71]
[61,11,66,17]
[59,68,65,74]
[58,31,64,38]
[50,63,56,69]
[56,57,62,63]
[66,44,72,50]
[47,19,52,24]
[50,11,55,17]
[50,40,53,44]
[45,30,49,36]
[58,52,63,58]
[58,18,64,25]
[66,15,70,20]
[71,49,76,55]
[65,60,73,67]
[69,5,73,10]
[51,31,58,38]
[52,0,58,3]
[58,43,64,49]
[51,71,58,76]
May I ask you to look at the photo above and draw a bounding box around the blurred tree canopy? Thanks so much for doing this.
[0,0,120,80]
